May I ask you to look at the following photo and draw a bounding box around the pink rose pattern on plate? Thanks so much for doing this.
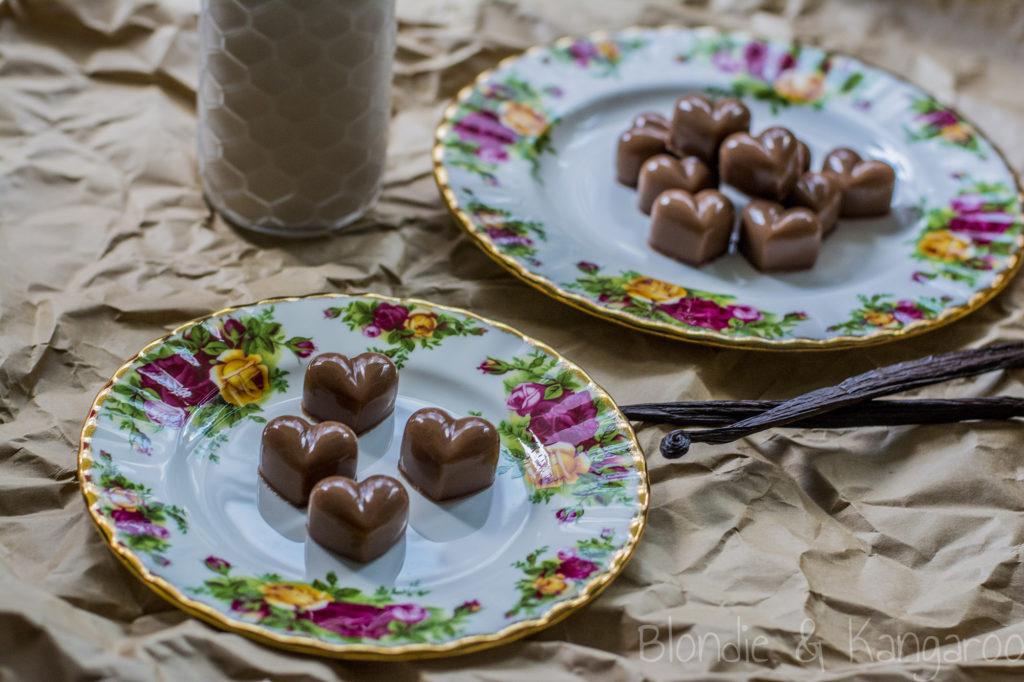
[479,350,640,510]
[546,36,648,77]
[83,450,187,566]
[323,300,487,369]
[442,74,557,186]
[461,188,547,266]
[911,177,1022,287]
[190,559,480,644]
[506,529,616,618]
[682,34,871,112]
[101,306,314,461]
[906,97,985,157]
[565,264,807,340]
[826,294,948,335]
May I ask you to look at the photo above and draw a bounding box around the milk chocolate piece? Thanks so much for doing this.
[719,127,803,201]
[303,352,398,434]
[786,171,842,235]
[616,127,669,187]
[739,200,822,272]
[307,475,409,563]
[637,154,715,215]
[823,148,896,218]
[259,415,358,506]
[649,189,735,267]
[797,139,811,174]
[668,94,751,163]
[631,111,670,133]
[399,407,499,502]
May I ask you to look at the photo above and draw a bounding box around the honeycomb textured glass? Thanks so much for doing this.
[198,0,396,235]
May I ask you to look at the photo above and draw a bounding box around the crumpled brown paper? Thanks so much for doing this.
[3,0,1024,679]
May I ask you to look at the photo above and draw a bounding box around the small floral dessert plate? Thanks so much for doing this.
[433,26,1024,349]
[78,294,647,659]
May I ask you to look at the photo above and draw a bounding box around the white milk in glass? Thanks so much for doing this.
[198,0,396,235]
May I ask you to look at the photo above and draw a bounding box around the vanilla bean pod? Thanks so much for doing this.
[623,397,1024,427]
[659,343,1024,458]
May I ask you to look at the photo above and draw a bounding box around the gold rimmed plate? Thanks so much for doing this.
[433,26,1024,349]
[78,294,648,659]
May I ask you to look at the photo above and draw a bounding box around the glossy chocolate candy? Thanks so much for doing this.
[399,407,499,502]
[636,154,715,215]
[720,126,804,201]
[302,352,398,434]
[797,139,811,174]
[668,94,751,163]
[259,415,358,506]
[616,126,670,187]
[649,189,735,267]
[307,475,409,563]
[786,171,842,235]
[739,200,822,272]
[631,111,670,133]
[823,148,896,217]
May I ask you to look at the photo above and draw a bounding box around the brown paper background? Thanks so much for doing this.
[3,0,1024,679]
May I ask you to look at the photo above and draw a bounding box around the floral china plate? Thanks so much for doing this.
[78,294,647,659]
[433,26,1024,349]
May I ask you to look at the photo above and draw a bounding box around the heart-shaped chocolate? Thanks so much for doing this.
[259,415,358,506]
[631,111,670,133]
[648,189,735,267]
[720,126,803,201]
[637,154,715,215]
[823,148,895,218]
[616,126,669,187]
[786,171,842,235]
[399,407,499,502]
[668,94,751,163]
[739,200,822,272]
[307,475,409,563]
[303,352,398,434]
[796,139,811,174]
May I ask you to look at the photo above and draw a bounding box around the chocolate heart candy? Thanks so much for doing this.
[796,139,811,174]
[399,407,499,502]
[637,154,715,215]
[720,126,803,201]
[616,127,669,187]
[307,475,409,563]
[739,200,822,272]
[631,111,670,133]
[260,415,358,506]
[668,94,751,163]
[823,148,895,218]
[786,171,842,236]
[649,189,735,267]
[303,352,398,434]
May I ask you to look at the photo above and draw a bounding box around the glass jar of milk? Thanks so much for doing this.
[198,0,395,235]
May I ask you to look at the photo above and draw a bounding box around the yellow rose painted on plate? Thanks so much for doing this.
[774,71,826,104]
[259,582,332,611]
[526,442,591,489]
[500,101,548,137]
[211,349,269,407]
[597,40,620,61]
[918,230,970,262]
[940,123,973,144]
[533,573,569,596]
[624,276,686,302]
[107,488,145,511]
[404,311,438,339]
[863,311,896,327]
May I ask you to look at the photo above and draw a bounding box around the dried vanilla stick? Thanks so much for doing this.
[658,343,1024,458]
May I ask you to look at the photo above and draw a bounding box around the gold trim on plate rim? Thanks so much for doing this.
[432,25,1024,351]
[78,293,649,660]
